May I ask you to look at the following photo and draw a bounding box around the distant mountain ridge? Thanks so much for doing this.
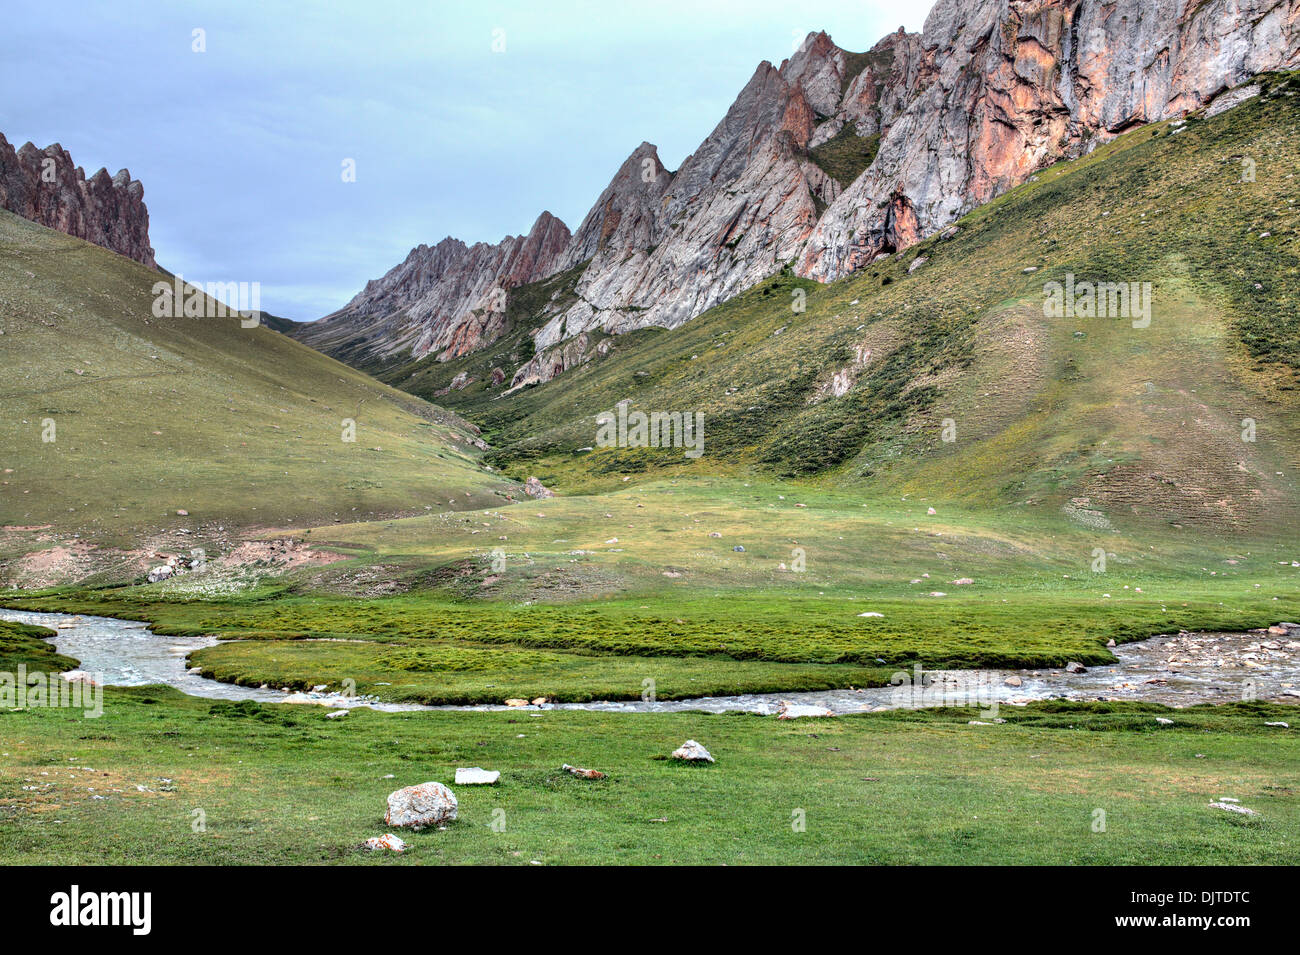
[0,133,155,267]
[297,0,1300,387]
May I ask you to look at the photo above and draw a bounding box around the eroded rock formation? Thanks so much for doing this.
[0,133,156,267]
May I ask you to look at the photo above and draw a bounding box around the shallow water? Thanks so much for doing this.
[3,608,1297,715]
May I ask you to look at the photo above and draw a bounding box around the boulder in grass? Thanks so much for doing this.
[522,476,554,499]
[384,782,457,829]
[1209,801,1259,816]
[670,739,715,762]
[561,764,606,780]
[362,833,407,852]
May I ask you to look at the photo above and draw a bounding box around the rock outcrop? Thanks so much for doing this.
[296,211,571,361]
[799,0,1300,280]
[0,133,156,267]
[302,0,1300,383]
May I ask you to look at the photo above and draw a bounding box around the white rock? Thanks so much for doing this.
[1155,717,1174,725]
[454,767,501,785]
[385,782,458,829]
[670,739,715,762]
[326,710,348,719]
[1264,721,1289,728]
[857,611,884,618]
[1209,801,1259,816]
[362,833,407,852]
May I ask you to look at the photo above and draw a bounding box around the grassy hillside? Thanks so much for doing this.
[0,210,519,550]
[369,75,1300,537]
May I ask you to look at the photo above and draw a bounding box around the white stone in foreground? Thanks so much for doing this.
[1209,801,1259,816]
[385,782,458,829]
[455,767,500,785]
[670,740,715,762]
[362,833,407,852]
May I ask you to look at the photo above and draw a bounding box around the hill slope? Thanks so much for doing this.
[0,210,519,557]
[368,75,1300,535]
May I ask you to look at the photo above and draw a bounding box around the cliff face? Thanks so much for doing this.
[0,134,156,268]
[304,0,1300,383]
[799,0,1300,280]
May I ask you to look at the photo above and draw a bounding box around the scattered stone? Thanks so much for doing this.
[522,476,554,499]
[857,611,884,618]
[362,833,407,852]
[926,507,937,515]
[326,710,348,719]
[561,764,606,780]
[1106,639,1117,648]
[384,782,457,829]
[530,697,548,706]
[454,767,501,785]
[670,739,715,761]
[504,698,530,707]
[175,509,189,516]
[1065,661,1087,673]
[1155,717,1174,725]
[732,545,745,552]
[951,577,974,585]
[1264,721,1289,728]
[1209,801,1259,816]
[1004,675,1022,687]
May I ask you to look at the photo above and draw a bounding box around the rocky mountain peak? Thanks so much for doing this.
[300,0,1299,387]
[0,133,156,267]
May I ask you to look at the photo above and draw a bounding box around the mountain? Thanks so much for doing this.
[293,211,571,365]
[0,133,155,267]
[0,208,521,575]
[294,0,1299,392]
[379,73,1300,532]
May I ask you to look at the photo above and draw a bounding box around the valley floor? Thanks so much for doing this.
[2,476,1298,865]
[2,686,1296,865]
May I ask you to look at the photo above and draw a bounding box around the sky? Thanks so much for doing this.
[0,0,936,320]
